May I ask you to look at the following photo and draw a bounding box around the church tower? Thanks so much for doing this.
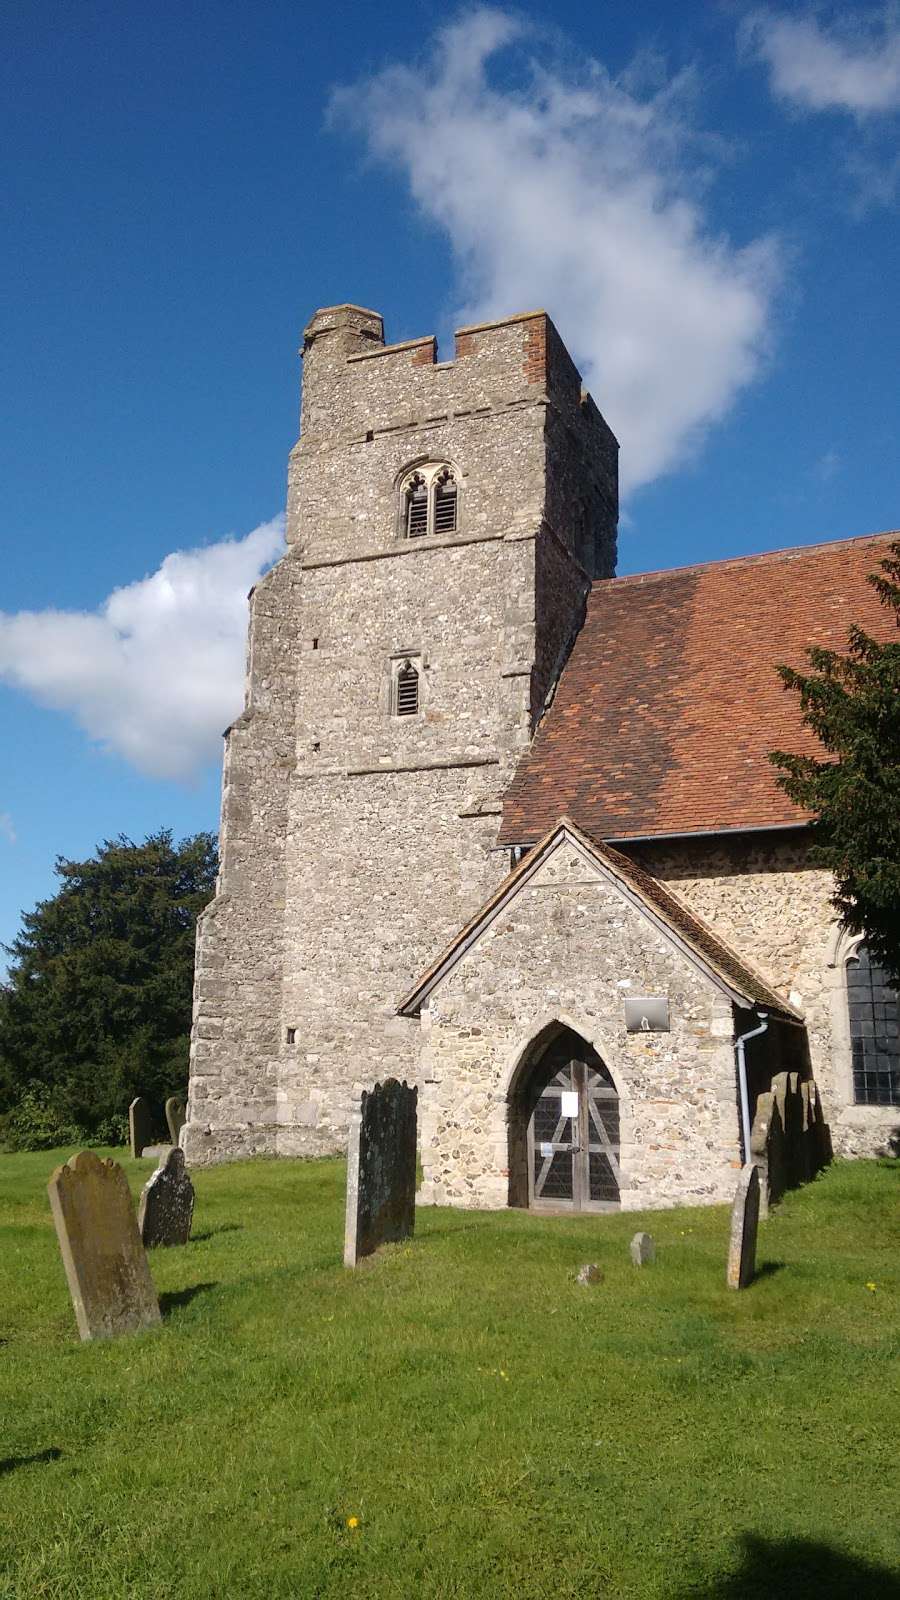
[183,304,618,1162]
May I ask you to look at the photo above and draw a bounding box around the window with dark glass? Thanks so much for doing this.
[847,944,900,1105]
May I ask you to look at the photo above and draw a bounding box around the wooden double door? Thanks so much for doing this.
[526,1031,621,1212]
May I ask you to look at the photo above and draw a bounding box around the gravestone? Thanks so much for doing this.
[344,1079,417,1268]
[575,1263,603,1286]
[165,1095,187,1145]
[129,1096,154,1159]
[138,1146,195,1248]
[47,1150,161,1341]
[726,1163,761,1289]
[630,1231,655,1266]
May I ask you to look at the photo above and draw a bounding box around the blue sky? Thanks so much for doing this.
[2,0,899,959]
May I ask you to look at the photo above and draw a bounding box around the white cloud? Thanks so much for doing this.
[743,7,900,116]
[0,518,285,781]
[0,812,16,845]
[333,9,780,494]
[813,447,842,482]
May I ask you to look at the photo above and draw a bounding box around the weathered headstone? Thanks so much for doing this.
[630,1231,655,1266]
[726,1163,761,1290]
[165,1095,187,1145]
[138,1146,195,1248]
[575,1263,603,1286]
[47,1151,161,1341]
[344,1079,417,1268]
[129,1096,154,1159]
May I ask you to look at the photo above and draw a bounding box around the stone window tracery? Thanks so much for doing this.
[400,463,458,539]
[846,944,900,1105]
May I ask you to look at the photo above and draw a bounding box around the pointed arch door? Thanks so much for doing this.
[525,1030,621,1211]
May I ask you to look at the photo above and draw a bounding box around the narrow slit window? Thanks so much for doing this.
[434,471,457,533]
[406,477,428,538]
[395,660,420,717]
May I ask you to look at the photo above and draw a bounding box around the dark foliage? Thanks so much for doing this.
[0,830,217,1145]
[771,541,900,984]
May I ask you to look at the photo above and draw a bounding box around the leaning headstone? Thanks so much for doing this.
[630,1231,655,1266]
[344,1078,417,1268]
[129,1096,154,1159]
[165,1095,187,1145]
[138,1146,194,1248]
[726,1163,761,1290]
[47,1150,161,1341]
[575,1263,603,1286]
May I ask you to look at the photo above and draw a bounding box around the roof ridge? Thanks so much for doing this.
[399,817,799,1019]
[597,529,899,593]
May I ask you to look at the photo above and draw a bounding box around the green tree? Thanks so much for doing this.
[0,830,217,1145]
[770,541,900,984]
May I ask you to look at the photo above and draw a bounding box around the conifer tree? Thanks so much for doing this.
[0,830,217,1146]
[771,541,900,984]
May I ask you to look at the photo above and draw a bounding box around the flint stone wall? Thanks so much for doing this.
[184,308,617,1164]
[632,834,898,1160]
[416,837,745,1211]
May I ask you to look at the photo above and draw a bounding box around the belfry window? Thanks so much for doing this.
[847,944,900,1105]
[406,475,429,538]
[433,469,457,534]
[400,463,459,539]
[394,659,420,717]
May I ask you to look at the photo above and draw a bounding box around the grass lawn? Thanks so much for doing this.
[1,1150,898,1599]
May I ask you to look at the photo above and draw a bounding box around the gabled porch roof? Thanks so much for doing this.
[398,817,801,1022]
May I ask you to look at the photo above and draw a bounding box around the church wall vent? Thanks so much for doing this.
[395,659,420,717]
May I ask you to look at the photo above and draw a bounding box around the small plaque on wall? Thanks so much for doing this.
[625,996,670,1033]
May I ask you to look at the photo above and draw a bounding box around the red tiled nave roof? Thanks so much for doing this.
[499,533,899,845]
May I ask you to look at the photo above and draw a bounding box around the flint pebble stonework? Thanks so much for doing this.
[183,306,617,1167]
[636,835,896,1161]
[47,1151,161,1341]
[344,1079,418,1268]
[138,1147,195,1249]
[416,835,744,1212]
[182,299,896,1200]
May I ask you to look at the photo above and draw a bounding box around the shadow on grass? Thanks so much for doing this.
[190,1224,243,1242]
[0,1448,62,1476]
[752,1260,785,1281]
[159,1282,218,1317]
[682,1534,900,1598]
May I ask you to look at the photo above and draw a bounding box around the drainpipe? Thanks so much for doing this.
[735,1011,769,1165]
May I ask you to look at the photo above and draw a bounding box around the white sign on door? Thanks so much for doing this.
[561,1090,579,1119]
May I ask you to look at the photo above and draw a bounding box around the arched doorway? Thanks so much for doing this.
[515,1027,621,1212]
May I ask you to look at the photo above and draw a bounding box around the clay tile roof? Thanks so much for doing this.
[499,532,898,845]
[398,817,800,1019]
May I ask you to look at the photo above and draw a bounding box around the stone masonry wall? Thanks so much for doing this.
[417,837,743,1211]
[184,304,619,1162]
[630,833,899,1159]
[185,555,301,1162]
